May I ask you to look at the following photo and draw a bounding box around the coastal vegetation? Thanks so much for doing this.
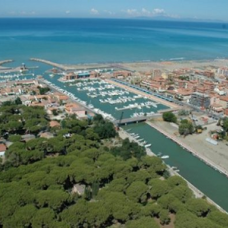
[0,104,228,227]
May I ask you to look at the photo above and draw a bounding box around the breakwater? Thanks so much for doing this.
[0,60,13,66]
[30,58,70,71]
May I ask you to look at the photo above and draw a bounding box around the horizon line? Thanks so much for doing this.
[0,17,227,23]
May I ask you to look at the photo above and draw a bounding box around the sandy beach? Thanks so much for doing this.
[26,58,228,72]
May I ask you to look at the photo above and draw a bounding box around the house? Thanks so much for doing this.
[224,108,228,116]
[21,134,36,142]
[113,71,131,78]
[219,96,228,109]
[39,132,54,139]
[211,103,223,113]
[65,103,85,114]
[72,184,85,196]
[0,144,6,157]
[175,88,193,101]
[49,120,60,128]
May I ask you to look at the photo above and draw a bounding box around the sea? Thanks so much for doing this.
[1,18,228,69]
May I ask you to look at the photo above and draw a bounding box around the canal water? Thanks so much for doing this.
[123,122,228,212]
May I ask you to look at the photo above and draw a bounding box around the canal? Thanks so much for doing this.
[123,122,228,212]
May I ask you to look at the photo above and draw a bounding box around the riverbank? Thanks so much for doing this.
[147,120,228,178]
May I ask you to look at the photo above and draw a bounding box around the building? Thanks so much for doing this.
[189,92,210,109]
[49,120,60,128]
[219,96,228,109]
[0,144,6,157]
[113,71,131,78]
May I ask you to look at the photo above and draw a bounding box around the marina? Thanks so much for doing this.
[43,77,170,120]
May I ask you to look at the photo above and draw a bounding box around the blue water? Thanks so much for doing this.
[1,18,228,69]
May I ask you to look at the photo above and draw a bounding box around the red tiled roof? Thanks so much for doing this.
[0,144,6,152]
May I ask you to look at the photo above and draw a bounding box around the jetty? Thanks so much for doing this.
[30,58,71,71]
[0,59,13,66]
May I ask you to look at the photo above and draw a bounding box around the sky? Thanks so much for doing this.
[0,0,228,21]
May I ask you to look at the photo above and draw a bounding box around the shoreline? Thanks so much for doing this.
[1,57,228,72]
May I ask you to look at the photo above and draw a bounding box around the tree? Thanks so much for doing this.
[149,179,170,199]
[31,208,56,228]
[162,111,177,123]
[207,210,228,227]
[179,119,194,136]
[125,181,148,203]
[94,121,117,139]
[170,185,193,203]
[8,134,21,142]
[187,198,210,217]
[159,209,170,225]
[36,190,70,212]
[38,86,50,95]
[126,217,160,228]
[111,138,146,160]
[93,114,104,123]
[140,203,162,217]
[2,204,37,228]
[14,97,22,105]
